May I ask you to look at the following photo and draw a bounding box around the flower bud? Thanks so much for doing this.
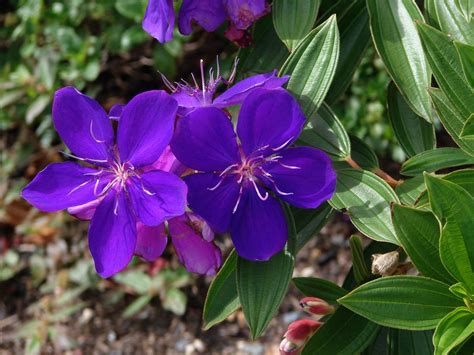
[299,297,335,315]
[279,319,322,355]
[371,251,399,276]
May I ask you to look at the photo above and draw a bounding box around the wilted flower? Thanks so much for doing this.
[22,88,187,277]
[280,319,322,355]
[171,88,336,260]
[299,297,335,316]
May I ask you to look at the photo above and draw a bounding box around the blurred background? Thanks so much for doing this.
[1,0,400,353]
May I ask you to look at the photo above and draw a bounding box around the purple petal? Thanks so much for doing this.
[223,0,269,29]
[184,172,240,233]
[135,222,168,261]
[128,170,187,226]
[230,183,287,261]
[168,214,222,275]
[142,0,175,43]
[68,197,103,220]
[213,70,289,108]
[171,107,240,171]
[188,212,215,241]
[88,190,137,278]
[237,88,305,156]
[172,90,202,108]
[22,162,109,212]
[178,0,226,35]
[117,90,177,168]
[52,87,114,163]
[144,145,187,176]
[108,104,124,121]
[260,147,337,208]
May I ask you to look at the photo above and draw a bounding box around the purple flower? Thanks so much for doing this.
[22,87,187,277]
[163,60,289,116]
[171,88,336,261]
[223,0,269,30]
[142,0,175,43]
[178,0,226,36]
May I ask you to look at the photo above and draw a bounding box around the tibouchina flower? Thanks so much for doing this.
[142,0,269,45]
[22,87,187,277]
[171,88,336,261]
[163,60,288,116]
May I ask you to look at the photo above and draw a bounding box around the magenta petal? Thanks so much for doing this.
[213,70,289,108]
[117,90,177,168]
[178,0,226,35]
[261,147,336,208]
[188,212,215,241]
[135,222,168,261]
[88,190,137,278]
[128,171,187,226]
[237,88,305,156]
[142,0,175,43]
[230,184,287,261]
[169,215,222,275]
[171,107,240,172]
[145,145,187,176]
[22,162,109,212]
[184,173,240,233]
[223,0,269,30]
[52,87,113,162]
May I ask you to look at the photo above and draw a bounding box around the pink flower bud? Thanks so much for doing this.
[279,319,322,355]
[299,297,335,315]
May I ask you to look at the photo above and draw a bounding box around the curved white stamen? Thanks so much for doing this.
[200,59,206,97]
[141,182,155,196]
[67,180,91,195]
[83,170,104,176]
[113,195,119,216]
[272,136,294,151]
[278,162,301,170]
[258,167,294,196]
[60,151,108,163]
[273,184,294,196]
[219,163,239,177]
[93,179,100,196]
[232,185,244,214]
[250,178,268,201]
[100,176,120,196]
[208,177,225,191]
[90,120,106,143]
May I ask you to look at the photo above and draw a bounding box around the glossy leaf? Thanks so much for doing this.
[461,114,474,139]
[387,81,435,157]
[203,251,240,330]
[273,0,320,52]
[293,277,347,304]
[433,308,474,355]
[425,175,474,294]
[298,102,351,160]
[280,15,340,117]
[401,148,474,176]
[302,306,379,355]
[454,41,474,88]
[392,204,454,284]
[349,135,379,170]
[454,0,474,22]
[325,0,371,103]
[350,235,371,284]
[338,276,461,330]
[367,0,432,122]
[395,175,425,205]
[387,329,434,355]
[330,169,399,244]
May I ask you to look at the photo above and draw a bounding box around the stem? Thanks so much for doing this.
[345,157,402,188]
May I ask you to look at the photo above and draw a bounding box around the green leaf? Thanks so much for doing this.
[425,0,474,45]
[395,175,426,205]
[273,0,320,52]
[330,169,399,244]
[454,0,474,22]
[392,204,455,284]
[401,148,474,176]
[114,270,152,294]
[417,23,474,121]
[25,95,50,124]
[292,202,334,252]
[449,283,470,301]
[367,0,432,122]
[425,175,474,294]
[293,277,347,304]
[338,276,461,330]
[302,306,379,355]
[349,135,379,170]
[433,308,474,355]
[387,81,435,157]
[203,251,240,330]
[430,88,474,156]
[298,102,351,160]
[122,295,152,318]
[461,114,474,139]
[325,0,371,103]
[350,235,371,284]
[163,288,187,316]
[387,329,434,355]
[0,90,24,109]
[454,41,474,88]
[280,15,340,117]
[114,0,147,22]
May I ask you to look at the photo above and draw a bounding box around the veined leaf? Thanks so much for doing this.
[454,0,474,22]
[433,307,474,355]
[392,204,455,284]
[349,135,379,170]
[388,329,434,355]
[454,41,474,88]
[273,0,320,52]
[367,0,432,122]
[461,114,474,139]
[338,276,461,330]
[401,148,474,176]
[395,175,426,205]
[330,169,399,245]
[293,277,347,304]
[387,81,435,157]
[280,15,340,117]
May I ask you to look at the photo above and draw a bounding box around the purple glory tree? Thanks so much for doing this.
[171,88,337,261]
[22,87,188,277]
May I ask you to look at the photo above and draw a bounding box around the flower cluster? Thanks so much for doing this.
[22,61,336,278]
[142,0,269,46]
